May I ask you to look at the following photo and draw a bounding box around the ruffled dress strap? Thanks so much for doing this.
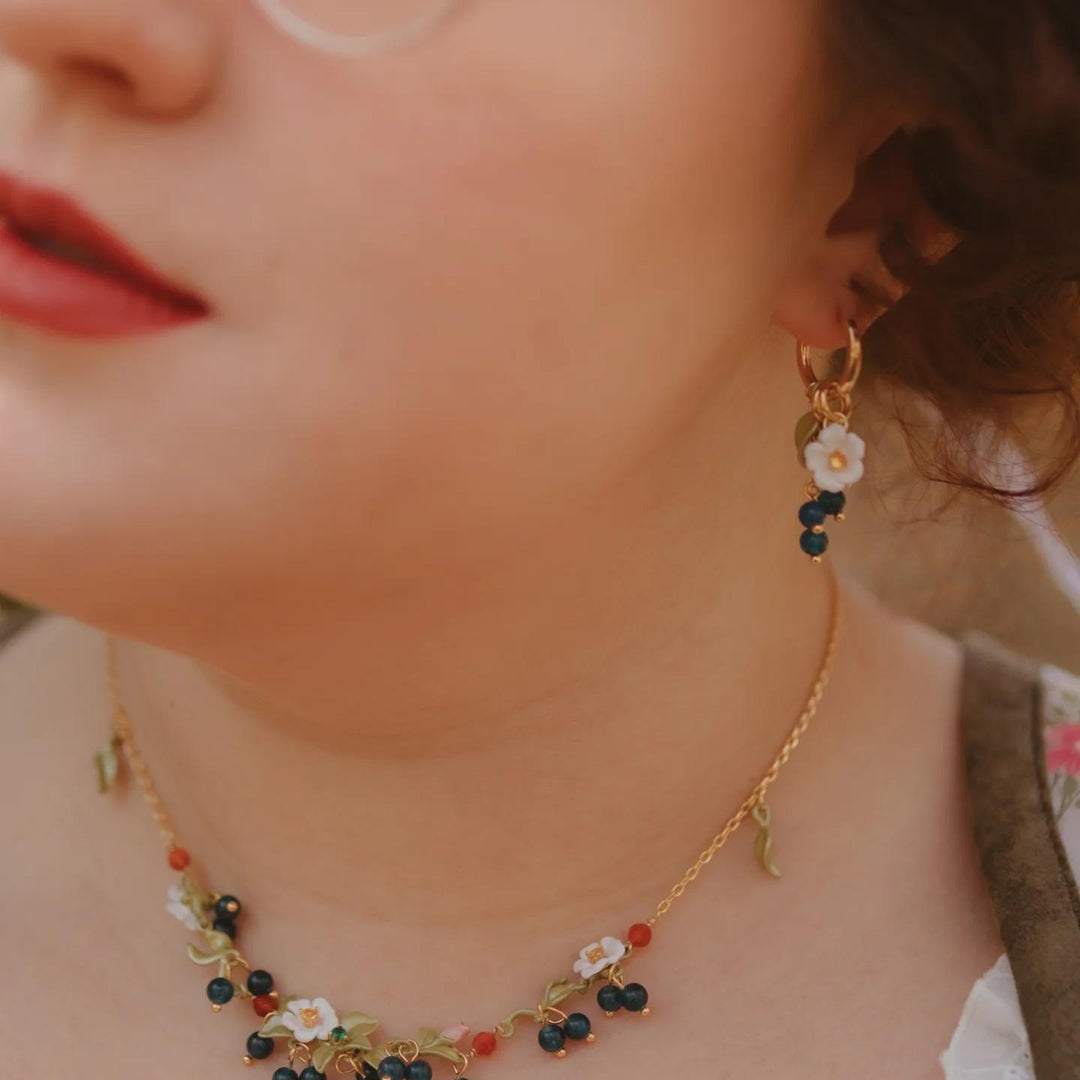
[950,633,1080,1079]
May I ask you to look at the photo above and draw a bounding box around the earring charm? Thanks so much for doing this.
[794,322,866,562]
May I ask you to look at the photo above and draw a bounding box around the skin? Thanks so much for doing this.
[0,1,1005,1077]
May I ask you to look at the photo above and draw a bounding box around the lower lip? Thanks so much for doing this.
[0,220,208,337]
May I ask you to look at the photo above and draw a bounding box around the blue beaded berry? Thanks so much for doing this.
[405,1062,432,1080]
[377,1057,407,1080]
[563,1012,592,1040]
[299,1067,326,1080]
[799,529,828,557]
[597,983,625,1014]
[815,490,846,516]
[246,1033,275,1060]
[273,1070,300,1080]
[621,983,649,1012]
[206,977,234,1005]
[538,1023,567,1053]
[247,969,274,995]
[215,894,242,919]
[798,500,827,528]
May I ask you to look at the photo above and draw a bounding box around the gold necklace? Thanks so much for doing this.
[95,576,839,1080]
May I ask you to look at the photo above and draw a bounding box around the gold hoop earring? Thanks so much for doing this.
[793,321,866,563]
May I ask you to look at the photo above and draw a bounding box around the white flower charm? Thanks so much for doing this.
[803,422,865,492]
[573,936,626,979]
[166,883,200,931]
[439,1024,470,1045]
[281,998,341,1043]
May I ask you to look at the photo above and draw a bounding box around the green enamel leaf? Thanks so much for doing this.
[413,1030,464,1062]
[184,882,216,918]
[187,943,224,966]
[201,930,235,953]
[94,739,121,793]
[258,1021,292,1039]
[311,1043,337,1072]
[794,411,821,464]
[543,977,587,1007]
[340,1012,379,1036]
[755,826,781,878]
[495,1007,539,1038]
[340,1037,373,1054]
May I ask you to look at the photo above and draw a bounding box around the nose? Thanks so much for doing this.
[0,0,218,116]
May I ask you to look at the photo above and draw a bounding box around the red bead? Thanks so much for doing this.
[168,847,191,871]
[628,923,652,948]
[252,994,277,1017]
[472,1032,497,1057]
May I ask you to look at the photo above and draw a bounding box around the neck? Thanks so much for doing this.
[103,329,848,970]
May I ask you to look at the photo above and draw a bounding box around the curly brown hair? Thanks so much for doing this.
[826,0,1080,499]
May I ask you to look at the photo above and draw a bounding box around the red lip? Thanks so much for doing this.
[0,169,209,338]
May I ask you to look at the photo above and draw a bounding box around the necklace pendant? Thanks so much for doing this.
[751,798,782,878]
[93,733,123,793]
[102,607,837,1080]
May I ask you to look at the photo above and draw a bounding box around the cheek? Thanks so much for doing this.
[0,0,829,630]
[225,0,827,505]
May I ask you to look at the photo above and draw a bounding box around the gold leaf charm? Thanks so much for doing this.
[751,799,781,878]
[794,411,821,466]
[93,735,122,793]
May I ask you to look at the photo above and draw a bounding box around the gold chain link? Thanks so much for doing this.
[105,568,840,926]
[105,638,178,852]
[650,568,839,922]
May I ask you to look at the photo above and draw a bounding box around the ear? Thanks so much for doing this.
[772,121,954,350]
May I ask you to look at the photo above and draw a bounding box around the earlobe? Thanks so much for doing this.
[772,126,922,350]
[772,230,900,350]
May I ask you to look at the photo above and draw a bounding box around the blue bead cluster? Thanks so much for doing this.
[537,1011,592,1054]
[265,1056,433,1080]
[536,981,649,1056]
[798,491,845,559]
[375,1055,433,1080]
[213,892,242,939]
[199,896,471,1080]
[270,1067,329,1080]
[597,982,649,1014]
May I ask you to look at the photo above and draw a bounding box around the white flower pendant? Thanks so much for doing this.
[802,423,866,493]
[281,997,341,1043]
[572,936,626,979]
[166,882,200,931]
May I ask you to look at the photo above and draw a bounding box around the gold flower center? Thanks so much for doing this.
[585,945,607,965]
[828,450,848,470]
[299,1007,321,1028]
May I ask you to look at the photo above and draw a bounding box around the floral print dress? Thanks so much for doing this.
[939,660,1080,1079]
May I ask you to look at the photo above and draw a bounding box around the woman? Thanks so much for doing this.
[0,1,1078,1077]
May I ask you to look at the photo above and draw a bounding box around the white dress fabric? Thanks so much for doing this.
[938,661,1080,1079]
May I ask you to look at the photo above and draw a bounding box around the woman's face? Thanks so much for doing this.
[0,0,849,649]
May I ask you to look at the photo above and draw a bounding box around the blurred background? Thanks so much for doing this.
[839,387,1080,671]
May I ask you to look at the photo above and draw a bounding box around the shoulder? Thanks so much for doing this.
[0,605,106,674]
[0,606,106,710]
[0,603,43,656]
